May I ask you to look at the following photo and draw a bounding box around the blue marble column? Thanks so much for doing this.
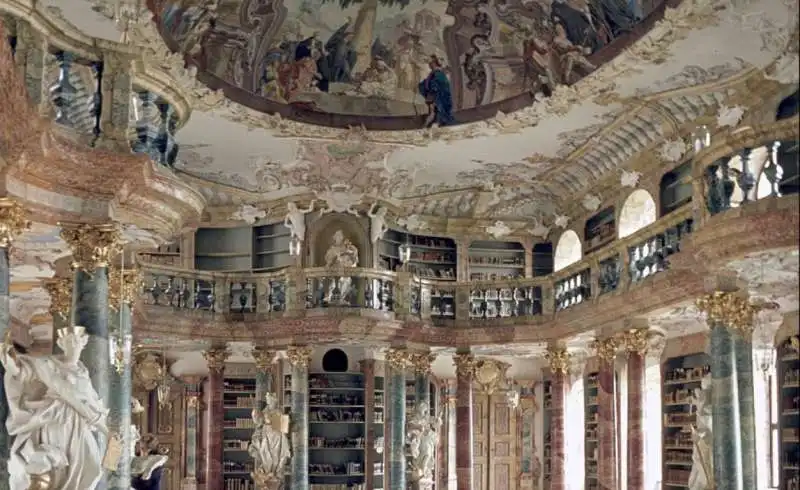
[386,349,409,490]
[412,354,432,411]
[287,346,312,490]
[107,296,133,490]
[709,322,742,490]
[253,347,276,411]
[733,331,757,490]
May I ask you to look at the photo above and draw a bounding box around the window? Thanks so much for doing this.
[769,373,780,487]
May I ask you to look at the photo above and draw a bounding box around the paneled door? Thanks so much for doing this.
[474,394,517,490]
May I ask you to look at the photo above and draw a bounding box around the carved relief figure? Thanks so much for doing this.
[688,373,713,490]
[324,230,360,303]
[131,434,168,490]
[249,393,291,487]
[0,326,108,490]
[284,200,316,241]
[367,204,388,243]
[406,401,440,487]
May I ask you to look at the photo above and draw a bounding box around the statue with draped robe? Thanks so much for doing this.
[250,393,291,489]
[688,373,713,490]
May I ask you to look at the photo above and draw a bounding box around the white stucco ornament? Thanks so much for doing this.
[527,218,551,239]
[554,214,570,229]
[764,54,800,84]
[659,139,687,163]
[317,187,363,215]
[231,204,266,224]
[582,194,602,212]
[716,105,746,128]
[119,224,161,248]
[619,170,642,188]
[486,221,512,239]
[397,215,429,232]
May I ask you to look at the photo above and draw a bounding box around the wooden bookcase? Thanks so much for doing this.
[253,223,292,272]
[467,240,525,281]
[222,376,257,490]
[779,337,800,490]
[138,243,182,267]
[585,372,599,490]
[584,207,616,254]
[378,229,456,280]
[542,379,553,489]
[659,161,693,216]
[372,375,385,490]
[193,224,291,273]
[532,242,554,277]
[661,353,710,489]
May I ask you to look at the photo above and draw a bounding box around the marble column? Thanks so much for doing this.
[252,346,276,410]
[44,276,72,355]
[0,197,28,490]
[708,321,741,490]
[594,338,618,490]
[287,346,313,490]
[386,349,410,490]
[107,269,139,490]
[453,352,476,490]
[621,330,649,490]
[545,346,570,490]
[733,328,758,490]
[181,379,203,490]
[203,347,230,490]
[446,380,457,490]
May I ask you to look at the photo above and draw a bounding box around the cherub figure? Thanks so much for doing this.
[367,204,388,243]
[284,200,316,241]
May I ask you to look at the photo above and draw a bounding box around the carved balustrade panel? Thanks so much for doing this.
[304,267,394,311]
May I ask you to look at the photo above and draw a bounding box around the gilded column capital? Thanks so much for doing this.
[109,268,143,310]
[545,346,570,375]
[0,197,30,248]
[252,346,276,372]
[43,276,72,320]
[286,345,313,368]
[697,291,758,337]
[408,352,436,375]
[453,352,477,378]
[386,348,411,371]
[59,222,121,270]
[592,337,618,363]
[620,329,650,357]
[203,347,230,373]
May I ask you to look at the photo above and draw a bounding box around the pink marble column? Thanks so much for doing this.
[203,348,228,490]
[453,353,475,490]
[550,371,567,490]
[595,340,618,490]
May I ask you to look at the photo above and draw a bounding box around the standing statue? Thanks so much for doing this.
[250,393,291,489]
[367,204,388,243]
[688,373,714,490]
[406,402,440,490]
[131,434,168,490]
[0,326,108,490]
[284,200,316,241]
[324,230,360,304]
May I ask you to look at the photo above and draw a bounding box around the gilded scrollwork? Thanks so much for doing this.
[408,352,436,375]
[59,222,121,270]
[473,358,511,394]
[203,347,231,373]
[620,328,651,357]
[0,197,30,248]
[252,346,276,372]
[108,267,143,310]
[386,348,411,371]
[133,352,165,391]
[592,337,618,363]
[285,346,313,369]
[43,276,72,321]
[544,346,570,375]
[696,291,758,336]
[452,353,477,379]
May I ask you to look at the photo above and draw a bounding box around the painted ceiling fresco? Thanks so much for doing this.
[151,0,666,128]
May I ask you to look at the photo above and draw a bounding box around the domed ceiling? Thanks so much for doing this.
[152,0,685,129]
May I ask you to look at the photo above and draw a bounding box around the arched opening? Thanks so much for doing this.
[659,162,692,216]
[618,189,657,238]
[321,348,349,372]
[776,90,799,120]
[554,230,581,272]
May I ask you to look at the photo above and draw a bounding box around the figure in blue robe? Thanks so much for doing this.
[419,55,455,127]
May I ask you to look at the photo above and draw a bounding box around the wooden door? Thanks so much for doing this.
[473,395,488,489]
[488,394,517,490]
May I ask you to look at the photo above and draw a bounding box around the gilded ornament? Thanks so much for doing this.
[621,329,650,357]
[186,395,199,409]
[408,352,436,375]
[592,338,618,362]
[285,346,313,368]
[203,347,230,373]
[385,348,411,371]
[132,352,164,391]
[789,336,799,352]
[43,277,72,321]
[252,347,276,372]
[452,353,477,378]
[474,359,510,394]
[59,222,121,270]
[108,268,143,310]
[696,291,757,336]
[0,197,30,248]
[544,346,570,375]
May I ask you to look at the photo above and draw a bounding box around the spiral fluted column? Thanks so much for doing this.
[287,346,313,490]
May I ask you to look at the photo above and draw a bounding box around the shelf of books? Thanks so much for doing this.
[780,337,800,490]
[585,372,599,490]
[661,353,710,489]
[223,377,257,490]
[542,379,553,489]
[308,372,367,490]
[373,375,385,490]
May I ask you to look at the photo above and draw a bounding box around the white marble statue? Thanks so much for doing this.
[688,373,713,490]
[0,326,108,490]
[367,204,388,243]
[324,230,360,304]
[406,402,440,488]
[284,200,316,241]
[249,393,291,488]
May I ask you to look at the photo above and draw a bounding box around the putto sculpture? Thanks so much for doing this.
[0,326,108,490]
[249,393,291,489]
[406,401,440,490]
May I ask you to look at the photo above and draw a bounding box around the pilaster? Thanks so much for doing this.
[286,345,313,490]
[620,329,649,490]
[592,337,618,490]
[202,347,230,490]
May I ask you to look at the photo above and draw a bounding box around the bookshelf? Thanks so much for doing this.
[252,223,292,272]
[222,377,257,490]
[193,224,292,273]
[532,242,554,277]
[659,161,692,216]
[378,229,457,280]
[585,372,599,490]
[467,240,525,281]
[542,379,552,489]
[779,337,800,490]
[661,353,710,489]
[373,375,385,490]
[584,207,615,254]
[139,243,182,267]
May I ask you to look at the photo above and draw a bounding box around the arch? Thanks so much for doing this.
[554,229,582,272]
[618,189,657,239]
[659,162,692,216]
[776,89,799,121]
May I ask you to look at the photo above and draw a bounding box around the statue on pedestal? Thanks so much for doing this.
[131,433,168,490]
[406,402,440,490]
[688,373,714,490]
[0,326,108,490]
[323,230,359,304]
[284,201,316,241]
[249,393,291,490]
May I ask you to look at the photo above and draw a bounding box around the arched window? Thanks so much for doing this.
[554,230,582,272]
[618,189,657,238]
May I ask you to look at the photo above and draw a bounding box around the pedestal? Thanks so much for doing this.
[596,357,617,490]
[550,371,566,490]
[107,302,133,490]
[626,352,645,490]
[734,333,757,489]
[710,323,742,490]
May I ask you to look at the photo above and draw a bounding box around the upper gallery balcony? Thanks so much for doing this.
[134,116,799,344]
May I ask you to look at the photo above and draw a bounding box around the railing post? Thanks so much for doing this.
[286,266,306,316]
[541,280,554,317]
[394,271,412,318]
